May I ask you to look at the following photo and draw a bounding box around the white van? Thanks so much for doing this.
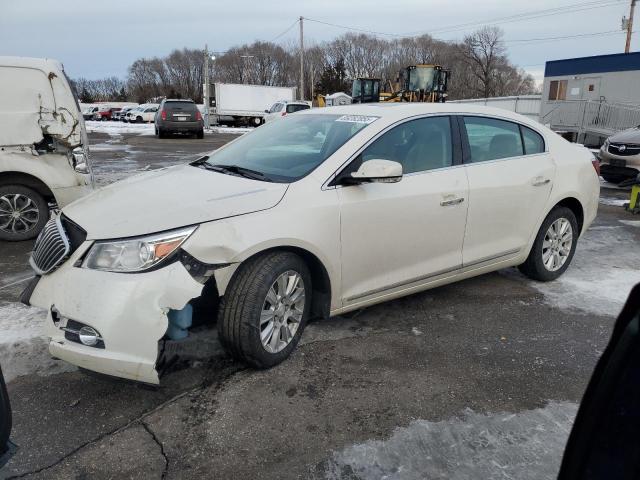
[0,56,93,241]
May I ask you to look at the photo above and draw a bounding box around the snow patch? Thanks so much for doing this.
[85,121,252,136]
[528,223,640,316]
[0,302,76,382]
[320,402,577,480]
[208,126,252,134]
[85,120,155,136]
[599,197,628,207]
[619,219,640,228]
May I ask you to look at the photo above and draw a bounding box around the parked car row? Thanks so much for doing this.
[81,104,162,123]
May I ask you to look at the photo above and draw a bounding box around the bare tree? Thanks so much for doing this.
[459,26,507,98]
[77,27,536,103]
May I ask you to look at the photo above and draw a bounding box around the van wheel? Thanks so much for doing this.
[518,206,578,282]
[0,185,49,241]
[218,251,311,368]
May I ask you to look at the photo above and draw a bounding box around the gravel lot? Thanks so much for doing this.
[1,124,639,479]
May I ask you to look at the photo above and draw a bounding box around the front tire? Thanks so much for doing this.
[218,251,311,368]
[0,185,49,241]
[518,206,578,282]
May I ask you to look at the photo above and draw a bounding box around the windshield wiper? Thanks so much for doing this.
[200,163,273,182]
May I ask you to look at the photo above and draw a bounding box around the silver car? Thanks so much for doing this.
[598,127,640,184]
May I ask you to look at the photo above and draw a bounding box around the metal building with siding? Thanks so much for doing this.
[540,51,640,144]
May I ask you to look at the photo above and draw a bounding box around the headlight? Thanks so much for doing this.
[82,226,197,272]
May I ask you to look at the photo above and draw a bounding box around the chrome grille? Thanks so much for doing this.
[29,217,70,275]
[608,143,640,157]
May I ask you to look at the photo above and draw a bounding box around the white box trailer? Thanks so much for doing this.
[209,83,297,126]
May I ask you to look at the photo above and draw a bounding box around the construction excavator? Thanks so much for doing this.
[351,64,450,104]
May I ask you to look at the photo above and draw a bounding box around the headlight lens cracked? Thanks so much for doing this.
[82,226,197,272]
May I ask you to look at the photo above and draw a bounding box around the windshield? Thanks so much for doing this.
[408,67,436,91]
[203,114,377,182]
[351,81,361,98]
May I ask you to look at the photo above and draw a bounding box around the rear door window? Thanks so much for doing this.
[463,116,524,162]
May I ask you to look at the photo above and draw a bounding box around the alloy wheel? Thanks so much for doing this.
[260,270,306,353]
[542,218,573,272]
[0,194,40,234]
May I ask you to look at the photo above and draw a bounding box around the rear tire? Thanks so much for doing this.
[218,251,311,368]
[0,185,49,241]
[518,206,578,282]
[196,129,204,139]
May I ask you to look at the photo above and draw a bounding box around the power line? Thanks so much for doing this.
[304,1,625,40]
[504,29,625,44]
[304,17,405,38]
[411,0,626,36]
[270,19,300,42]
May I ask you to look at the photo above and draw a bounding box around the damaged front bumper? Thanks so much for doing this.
[29,244,205,384]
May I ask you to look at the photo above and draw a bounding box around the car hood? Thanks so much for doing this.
[609,127,640,144]
[62,164,289,240]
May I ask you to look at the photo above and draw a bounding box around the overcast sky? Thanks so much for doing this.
[0,0,635,85]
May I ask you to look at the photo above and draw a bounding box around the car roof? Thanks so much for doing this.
[163,99,194,103]
[297,103,543,128]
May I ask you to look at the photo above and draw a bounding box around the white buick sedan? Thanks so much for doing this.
[26,104,600,384]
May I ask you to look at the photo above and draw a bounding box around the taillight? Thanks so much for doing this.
[161,110,167,120]
[592,158,601,176]
[281,112,287,116]
[196,110,202,121]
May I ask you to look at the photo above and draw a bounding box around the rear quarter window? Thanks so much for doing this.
[521,126,545,155]
[463,116,525,162]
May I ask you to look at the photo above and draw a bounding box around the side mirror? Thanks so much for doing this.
[350,159,402,184]
[264,109,270,113]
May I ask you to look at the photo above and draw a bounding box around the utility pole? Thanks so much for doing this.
[204,44,209,129]
[625,0,637,53]
[240,55,254,84]
[299,16,304,100]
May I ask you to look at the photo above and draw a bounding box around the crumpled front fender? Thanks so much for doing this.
[30,247,204,384]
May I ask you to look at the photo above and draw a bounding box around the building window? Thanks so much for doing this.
[549,80,568,101]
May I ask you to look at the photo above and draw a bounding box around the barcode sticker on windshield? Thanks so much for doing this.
[335,115,378,124]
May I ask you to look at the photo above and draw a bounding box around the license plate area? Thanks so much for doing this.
[610,158,627,167]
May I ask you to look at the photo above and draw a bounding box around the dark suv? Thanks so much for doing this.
[155,99,204,139]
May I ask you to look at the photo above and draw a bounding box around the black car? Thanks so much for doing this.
[155,99,204,139]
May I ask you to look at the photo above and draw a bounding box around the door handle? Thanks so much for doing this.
[440,197,465,206]
[532,177,551,187]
